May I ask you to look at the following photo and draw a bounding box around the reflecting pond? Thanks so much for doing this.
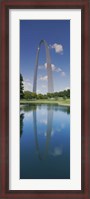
[20,104,70,179]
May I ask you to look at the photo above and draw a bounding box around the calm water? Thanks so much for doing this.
[20,104,70,179]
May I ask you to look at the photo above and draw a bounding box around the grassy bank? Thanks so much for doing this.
[20,98,70,106]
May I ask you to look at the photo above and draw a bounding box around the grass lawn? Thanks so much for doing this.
[20,97,70,106]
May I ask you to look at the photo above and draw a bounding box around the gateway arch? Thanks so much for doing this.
[33,40,54,93]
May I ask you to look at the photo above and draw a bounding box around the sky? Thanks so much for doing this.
[20,20,70,94]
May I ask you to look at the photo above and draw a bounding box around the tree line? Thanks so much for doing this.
[20,73,70,100]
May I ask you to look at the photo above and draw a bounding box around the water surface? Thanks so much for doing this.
[20,104,70,179]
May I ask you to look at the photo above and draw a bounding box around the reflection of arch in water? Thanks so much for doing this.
[33,39,54,93]
[33,107,53,160]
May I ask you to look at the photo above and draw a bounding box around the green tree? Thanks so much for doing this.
[43,94,48,99]
[66,89,70,98]
[20,74,24,99]
[24,91,32,100]
[31,92,37,99]
[37,93,44,99]
[47,93,52,98]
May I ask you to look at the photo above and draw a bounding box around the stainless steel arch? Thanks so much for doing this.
[33,40,54,93]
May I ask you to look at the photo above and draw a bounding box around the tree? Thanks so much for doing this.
[66,89,70,98]
[47,93,52,98]
[37,93,44,99]
[43,94,48,99]
[24,91,32,100]
[24,91,37,100]
[31,92,37,99]
[20,74,24,99]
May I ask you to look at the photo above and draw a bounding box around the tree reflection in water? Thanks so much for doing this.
[20,113,24,137]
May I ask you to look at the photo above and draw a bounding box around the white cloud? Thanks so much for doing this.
[23,79,32,91]
[39,119,47,125]
[37,89,42,94]
[61,71,66,77]
[50,43,63,54]
[51,64,57,71]
[51,130,54,136]
[44,129,54,137]
[65,86,70,90]
[45,63,62,73]
[45,63,66,77]
[38,65,44,69]
[39,63,66,79]
[51,64,62,72]
[45,63,47,69]
[42,85,47,88]
[40,75,48,81]
[50,147,62,156]
[56,128,61,133]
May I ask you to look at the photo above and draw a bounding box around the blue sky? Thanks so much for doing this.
[20,20,70,94]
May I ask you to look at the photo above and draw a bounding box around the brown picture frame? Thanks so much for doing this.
[0,0,90,198]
